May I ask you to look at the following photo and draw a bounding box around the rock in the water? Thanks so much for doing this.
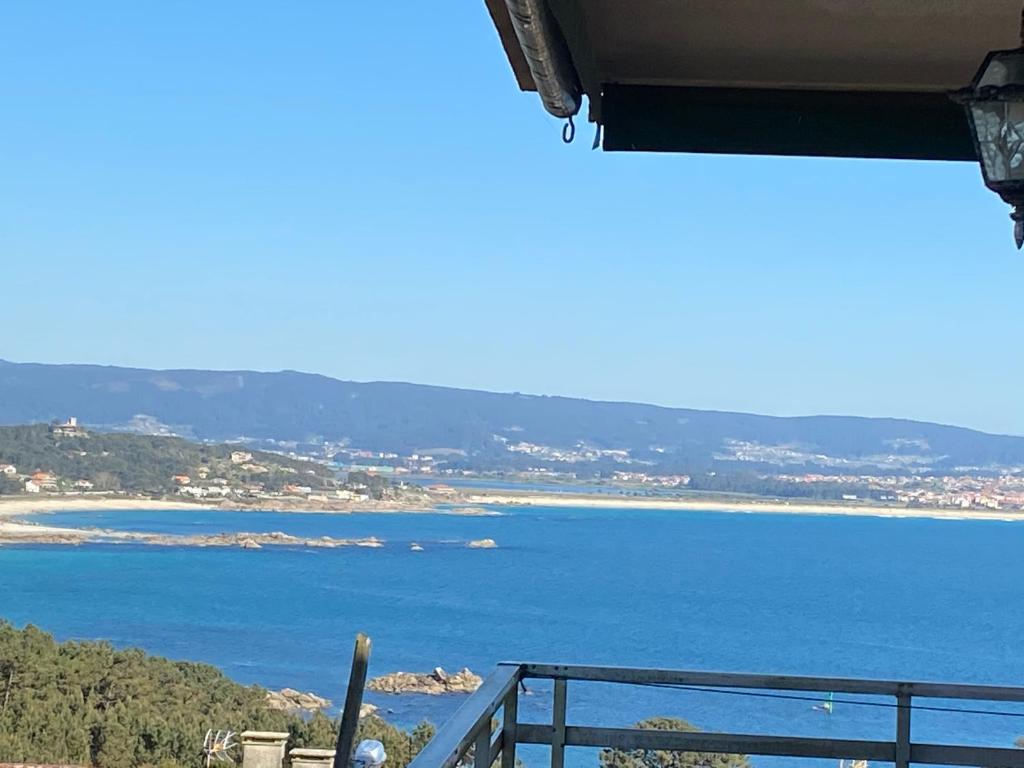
[466,538,497,549]
[360,702,378,719]
[367,667,483,695]
[266,688,332,711]
[449,506,501,516]
[239,538,262,549]
[410,543,424,552]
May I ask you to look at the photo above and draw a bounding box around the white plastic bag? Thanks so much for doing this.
[353,739,386,768]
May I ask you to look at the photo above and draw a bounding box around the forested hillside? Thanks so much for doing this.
[0,623,433,768]
[0,425,334,495]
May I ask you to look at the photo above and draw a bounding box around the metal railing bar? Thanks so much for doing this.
[911,742,1024,767]
[551,678,567,768]
[407,664,521,768]
[895,689,911,768]
[516,663,1024,701]
[474,725,491,768]
[500,685,518,768]
[516,724,895,761]
[615,682,1024,717]
[486,729,504,767]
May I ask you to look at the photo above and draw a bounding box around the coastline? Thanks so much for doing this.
[465,489,1024,522]
[0,497,221,518]
[3,487,1022,546]
[0,496,494,547]
[0,495,445,518]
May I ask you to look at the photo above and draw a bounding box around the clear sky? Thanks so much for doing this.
[1,2,1021,435]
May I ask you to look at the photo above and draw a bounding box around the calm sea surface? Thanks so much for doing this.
[2,505,1023,764]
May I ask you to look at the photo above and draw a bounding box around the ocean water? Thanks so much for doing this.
[2,505,1024,764]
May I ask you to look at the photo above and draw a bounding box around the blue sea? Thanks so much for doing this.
[3,505,1024,765]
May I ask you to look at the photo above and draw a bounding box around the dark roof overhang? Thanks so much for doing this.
[484,0,1023,160]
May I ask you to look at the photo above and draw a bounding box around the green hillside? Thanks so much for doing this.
[0,424,335,496]
[0,622,433,768]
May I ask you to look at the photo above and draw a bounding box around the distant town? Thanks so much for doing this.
[3,418,1024,513]
[254,434,1024,513]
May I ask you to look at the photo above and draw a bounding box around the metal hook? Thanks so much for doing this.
[562,116,575,144]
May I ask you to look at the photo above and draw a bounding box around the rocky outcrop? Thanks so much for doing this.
[0,527,386,549]
[265,688,332,712]
[466,538,497,549]
[448,507,502,516]
[367,667,482,695]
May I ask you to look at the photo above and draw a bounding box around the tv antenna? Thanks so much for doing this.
[202,729,238,768]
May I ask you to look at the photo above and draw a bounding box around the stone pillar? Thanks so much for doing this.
[241,731,290,768]
[290,748,337,768]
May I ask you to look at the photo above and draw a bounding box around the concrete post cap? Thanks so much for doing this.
[289,749,337,758]
[240,732,291,743]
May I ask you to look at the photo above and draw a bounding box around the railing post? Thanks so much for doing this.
[501,684,518,768]
[895,686,911,768]
[474,721,493,768]
[551,678,567,768]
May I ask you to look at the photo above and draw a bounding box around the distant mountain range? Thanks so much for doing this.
[0,359,1022,475]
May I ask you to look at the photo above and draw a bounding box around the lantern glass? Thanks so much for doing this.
[956,46,1024,247]
[970,100,1024,181]
[976,49,1024,88]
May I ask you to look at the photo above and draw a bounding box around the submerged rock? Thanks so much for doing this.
[466,538,497,549]
[367,667,482,695]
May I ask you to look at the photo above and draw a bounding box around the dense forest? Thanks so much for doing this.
[0,623,433,768]
[0,425,335,495]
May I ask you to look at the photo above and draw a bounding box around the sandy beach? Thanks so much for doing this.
[464,490,1024,522]
[2,489,1022,546]
[0,497,221,518]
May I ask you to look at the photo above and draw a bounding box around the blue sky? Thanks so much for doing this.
[0,2,1021,435]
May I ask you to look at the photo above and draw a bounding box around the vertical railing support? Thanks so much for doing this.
[551,678,567,768]
[895,686,911,768]
[501,684,518,768]
[474,720,493,768]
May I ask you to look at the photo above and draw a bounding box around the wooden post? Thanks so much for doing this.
[895,688,911,768]
[335,634,372,768]
[551,679,567,768]
[501,685,518,768]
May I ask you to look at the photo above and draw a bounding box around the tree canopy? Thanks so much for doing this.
[0,425,335,495]
[0,622,431,768]
[598,717,750,768]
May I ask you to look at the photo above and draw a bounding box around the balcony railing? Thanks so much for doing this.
[406,663,1024,768]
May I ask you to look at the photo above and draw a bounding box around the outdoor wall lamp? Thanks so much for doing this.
[953,22,1024,248]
